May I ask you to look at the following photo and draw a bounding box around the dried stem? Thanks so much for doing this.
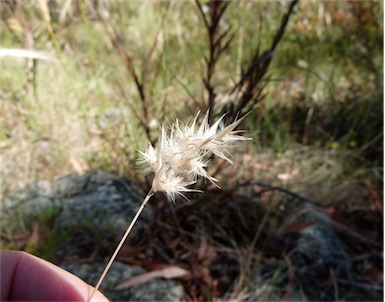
[196,0,233,124]
[230,0,298,117]
[107,24,152,142]
[89,190,154,301]
[98,11,164,144]
[195,0,298,122]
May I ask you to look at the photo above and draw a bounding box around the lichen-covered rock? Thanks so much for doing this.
[1,170,153,261]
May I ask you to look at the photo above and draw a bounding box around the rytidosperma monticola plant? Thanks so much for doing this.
[89,111,249,300]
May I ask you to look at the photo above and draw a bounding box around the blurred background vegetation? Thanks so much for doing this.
[0,0,382,195]
[0,0,383,300]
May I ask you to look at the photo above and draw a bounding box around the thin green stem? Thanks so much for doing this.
[88,190,154,301]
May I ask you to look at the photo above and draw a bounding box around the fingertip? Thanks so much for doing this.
[1,251,109,302]
[87,287,110,302]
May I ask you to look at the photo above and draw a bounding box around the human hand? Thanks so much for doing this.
[1,250,108,301]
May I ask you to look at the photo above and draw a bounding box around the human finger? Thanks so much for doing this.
[1,250,108,301]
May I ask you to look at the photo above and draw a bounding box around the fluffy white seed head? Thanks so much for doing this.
[138,111,249,201]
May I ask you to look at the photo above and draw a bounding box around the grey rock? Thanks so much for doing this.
[1,170,153,261]
[1,171,184,301]
[60,261,184,302]
[290,203,348,266]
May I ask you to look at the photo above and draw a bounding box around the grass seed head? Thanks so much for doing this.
[139,111,249,201]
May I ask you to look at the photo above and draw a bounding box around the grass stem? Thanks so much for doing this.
[88,190,154,301]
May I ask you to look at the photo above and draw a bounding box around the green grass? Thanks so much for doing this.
[24,206,70,261]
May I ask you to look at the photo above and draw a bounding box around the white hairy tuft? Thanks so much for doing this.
[138,111,249,201]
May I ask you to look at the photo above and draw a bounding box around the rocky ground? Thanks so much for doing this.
[2,170,382,301]
[2,170,183,301]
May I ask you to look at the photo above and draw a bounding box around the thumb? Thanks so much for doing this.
[1,250,108,301]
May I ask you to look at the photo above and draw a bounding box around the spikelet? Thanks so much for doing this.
[139,111,249,201]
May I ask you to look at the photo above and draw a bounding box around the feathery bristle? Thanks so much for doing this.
[138,111,249,201]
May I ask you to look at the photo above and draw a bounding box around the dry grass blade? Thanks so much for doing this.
[114,266,189,290]
[0,48,54,60]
